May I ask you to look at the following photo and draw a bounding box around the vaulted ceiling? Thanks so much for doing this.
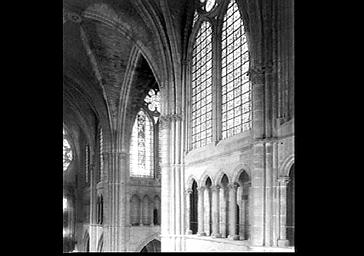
[63,0,190,145]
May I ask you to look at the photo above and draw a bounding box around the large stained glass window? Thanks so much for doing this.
[63,128,73,171]
[191,21,213,149]
[130,110,154,177]
[221,0,251,139]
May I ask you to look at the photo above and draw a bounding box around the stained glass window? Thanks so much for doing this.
[221,0,251,139]
[205,0,216,12]
[63,197,68,211]
[130,110,154,177]
[63,128,73,171]
[99,128,103,181]
[144,89,160,113]
[193,10,198,27]
[85,145,89,183]
[191,21,213,149]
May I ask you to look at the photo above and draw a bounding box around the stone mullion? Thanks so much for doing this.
[213,17,222,143]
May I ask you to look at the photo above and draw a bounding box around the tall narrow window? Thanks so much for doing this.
[221,0,251,139]
[191,21,213,149]
[130,110,154,177]
[98,128,103,182]
[63,128,73,171]
[85,145,89,184]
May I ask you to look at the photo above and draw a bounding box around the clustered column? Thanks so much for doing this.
[191,183,246,240]
[277,176,290,247]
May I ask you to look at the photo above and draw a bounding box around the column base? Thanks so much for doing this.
[186,230,193,235]
[198,232,206,236]
[211,233,222,238]
[278,239,289,247]
[228,235,240,240]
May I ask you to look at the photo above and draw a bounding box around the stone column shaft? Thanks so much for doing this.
[197,187,206,236]
[204,187,211,236]
[185,189,192,234]
[219,187,227,238]
[228,184,239,240]
[211,185,220,237]
[278,177,290,247]
[139,199,144,226]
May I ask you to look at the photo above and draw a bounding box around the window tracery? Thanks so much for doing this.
[63,128,73,171]
[190,0,252,149]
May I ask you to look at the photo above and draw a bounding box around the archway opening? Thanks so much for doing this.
[287,163,295,246]
[140,239,161,252]
[190,180,198,234]
[237,170,251,240]
[220,174,229,237]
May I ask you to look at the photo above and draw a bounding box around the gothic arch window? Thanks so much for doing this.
[63,127,73,172]
[189,0,252,150]
[221,0,251,138]
[191,20,213,149]
[130,88,160,178]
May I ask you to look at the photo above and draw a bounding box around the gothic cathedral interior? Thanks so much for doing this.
[63,0,294,252]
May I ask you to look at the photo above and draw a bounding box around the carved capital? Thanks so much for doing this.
[278,176,290,185]
[186,188,193,194]
[227,183,238,191]
[170,113,182,121]
[211,185,220,192]
[64,9,82,23]
[197,186,205,192]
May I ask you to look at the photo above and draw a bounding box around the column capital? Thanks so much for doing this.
[186,188,193,194]
[278,176,290,184]
[227,183,238,191]
[211,185,220,191]
[197,186,205,192]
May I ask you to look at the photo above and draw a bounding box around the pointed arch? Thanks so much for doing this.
[186,175,199,189]
[280,154,295,177]
[214,170,231,186]
[221,0,252,139]
[199,172,215,188]
[129,109,154,177]
[231,164,251,184]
